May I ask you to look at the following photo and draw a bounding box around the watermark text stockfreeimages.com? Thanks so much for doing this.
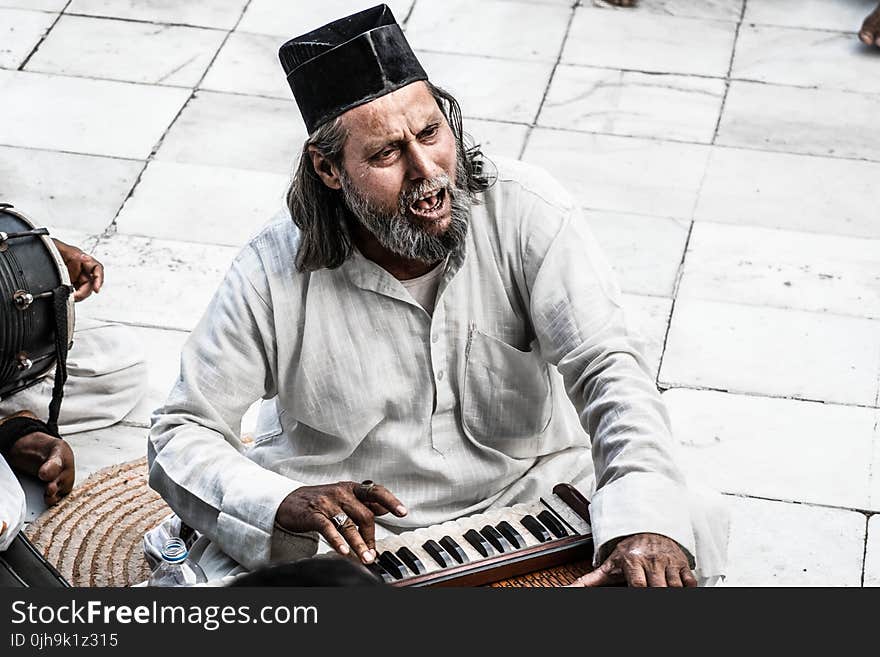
[10,599,318,632]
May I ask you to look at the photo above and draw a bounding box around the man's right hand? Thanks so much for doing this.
[275,481,407,564]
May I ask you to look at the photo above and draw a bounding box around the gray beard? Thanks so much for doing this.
[339,161,470,264]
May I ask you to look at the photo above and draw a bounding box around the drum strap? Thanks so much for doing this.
[46,285,71,437]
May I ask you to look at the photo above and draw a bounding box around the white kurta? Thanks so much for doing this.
[148,157,729,581]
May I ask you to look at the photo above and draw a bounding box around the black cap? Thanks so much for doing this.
[279,4,428,134]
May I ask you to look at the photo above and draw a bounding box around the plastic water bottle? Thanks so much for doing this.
[148,538,207,587]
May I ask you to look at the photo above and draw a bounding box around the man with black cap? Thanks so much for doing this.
[148,4,728,587]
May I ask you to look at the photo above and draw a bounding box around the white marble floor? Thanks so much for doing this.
[2,0,878,586]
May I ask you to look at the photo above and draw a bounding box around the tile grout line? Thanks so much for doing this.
[659,381,880,412]
[654,220,695,388]
[711,0,747,144]
[16,0,73,71]
[98,0,256,243]
[517,0,579,160]
[56,11,230,32]
[721,491,878,518]
[861,514,870,587]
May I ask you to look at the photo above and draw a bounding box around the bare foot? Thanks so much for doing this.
[860,2,880,47]
[6,432,75,505]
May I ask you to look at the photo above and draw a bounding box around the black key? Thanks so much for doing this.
[422,540,455,568]
[378,550,409,579]
[464,529,495,558]
[480,525,513,553]
[439,536,469,564]
[396,546,426,575]
[366,562,395,584]
[520,515,552,543]
[537,510,569,539]
[496,521,527,549]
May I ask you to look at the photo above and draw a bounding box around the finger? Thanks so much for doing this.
[365,502,390,516]
[354,483,407,516]
[568,561,617,587]
[38,455,63,482]
[623,562,648,588]
[313,515,351,556]
[338,521,373,564]
[666,565,684,588]
[646,562,668,588]
[85,257,104,293]
[44,480,59,505]
[681,567,698,588]
[339,498,377,556]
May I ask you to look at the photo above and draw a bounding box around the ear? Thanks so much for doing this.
[308,146,343,190]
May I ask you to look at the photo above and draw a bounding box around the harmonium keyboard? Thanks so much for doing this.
[366,483,594,587]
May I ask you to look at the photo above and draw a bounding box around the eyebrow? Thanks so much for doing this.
[362,116,443,154]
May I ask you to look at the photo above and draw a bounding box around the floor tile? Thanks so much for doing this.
[417,51,554,124]
[679,222,880,319]
[562,7,736,76]
[0,70,189,159]
[464,119,530,160]
[626,0,744,22]
[733,24,880,95]
[660,298,880,406]
[0,146,142,233]
[65,0,249,30]
[539,65,724,143]
[695,146,880,239]
[0,8,56,69]
[743,0,877,32]
[717,81,880,161]
[522,128,710,217]
[0,1,65,9]
[115,160,289,246]
[666,389,877,510]
[155,90,304,174]
[238,0,415,37]
[584,210,689,297]
[723,495,865,586]
[407,0,570,62]
[26,15,225,86]
[122,326,190,427]
[866,516,880,587]
[83,234,239,331]
[200,31,289,99]
[64,424,149,485]
[620,293,672,380]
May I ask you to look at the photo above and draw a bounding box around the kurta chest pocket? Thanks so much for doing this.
[461,328,553,455]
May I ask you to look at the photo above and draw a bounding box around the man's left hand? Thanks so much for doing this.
[53,239,104,301]
[568,533,697,588]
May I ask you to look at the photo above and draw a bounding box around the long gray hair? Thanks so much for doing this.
[286,82,494,272]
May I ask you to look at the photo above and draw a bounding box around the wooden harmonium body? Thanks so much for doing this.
[368,483,593,587]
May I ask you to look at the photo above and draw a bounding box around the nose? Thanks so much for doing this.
[406,142,439,181]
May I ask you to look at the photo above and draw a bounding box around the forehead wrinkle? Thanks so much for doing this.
[342,86,443,155]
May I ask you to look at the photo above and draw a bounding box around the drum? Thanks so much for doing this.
[0,203,74,428]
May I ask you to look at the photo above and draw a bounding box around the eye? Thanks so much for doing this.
[371,146,398,162]
[419,123,440,141]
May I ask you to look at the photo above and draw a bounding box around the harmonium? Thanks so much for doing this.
[367,484,594,587]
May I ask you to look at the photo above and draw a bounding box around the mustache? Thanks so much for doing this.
[398,174,455,213]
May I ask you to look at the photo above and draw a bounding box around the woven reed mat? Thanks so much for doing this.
[23,457,170,587]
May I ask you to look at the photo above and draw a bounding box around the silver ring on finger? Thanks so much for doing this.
[330,512,349,530]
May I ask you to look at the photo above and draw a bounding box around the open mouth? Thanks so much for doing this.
[408,187,447,220]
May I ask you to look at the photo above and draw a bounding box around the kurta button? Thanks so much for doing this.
[436,370,444,381]
[432,333,439,343]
